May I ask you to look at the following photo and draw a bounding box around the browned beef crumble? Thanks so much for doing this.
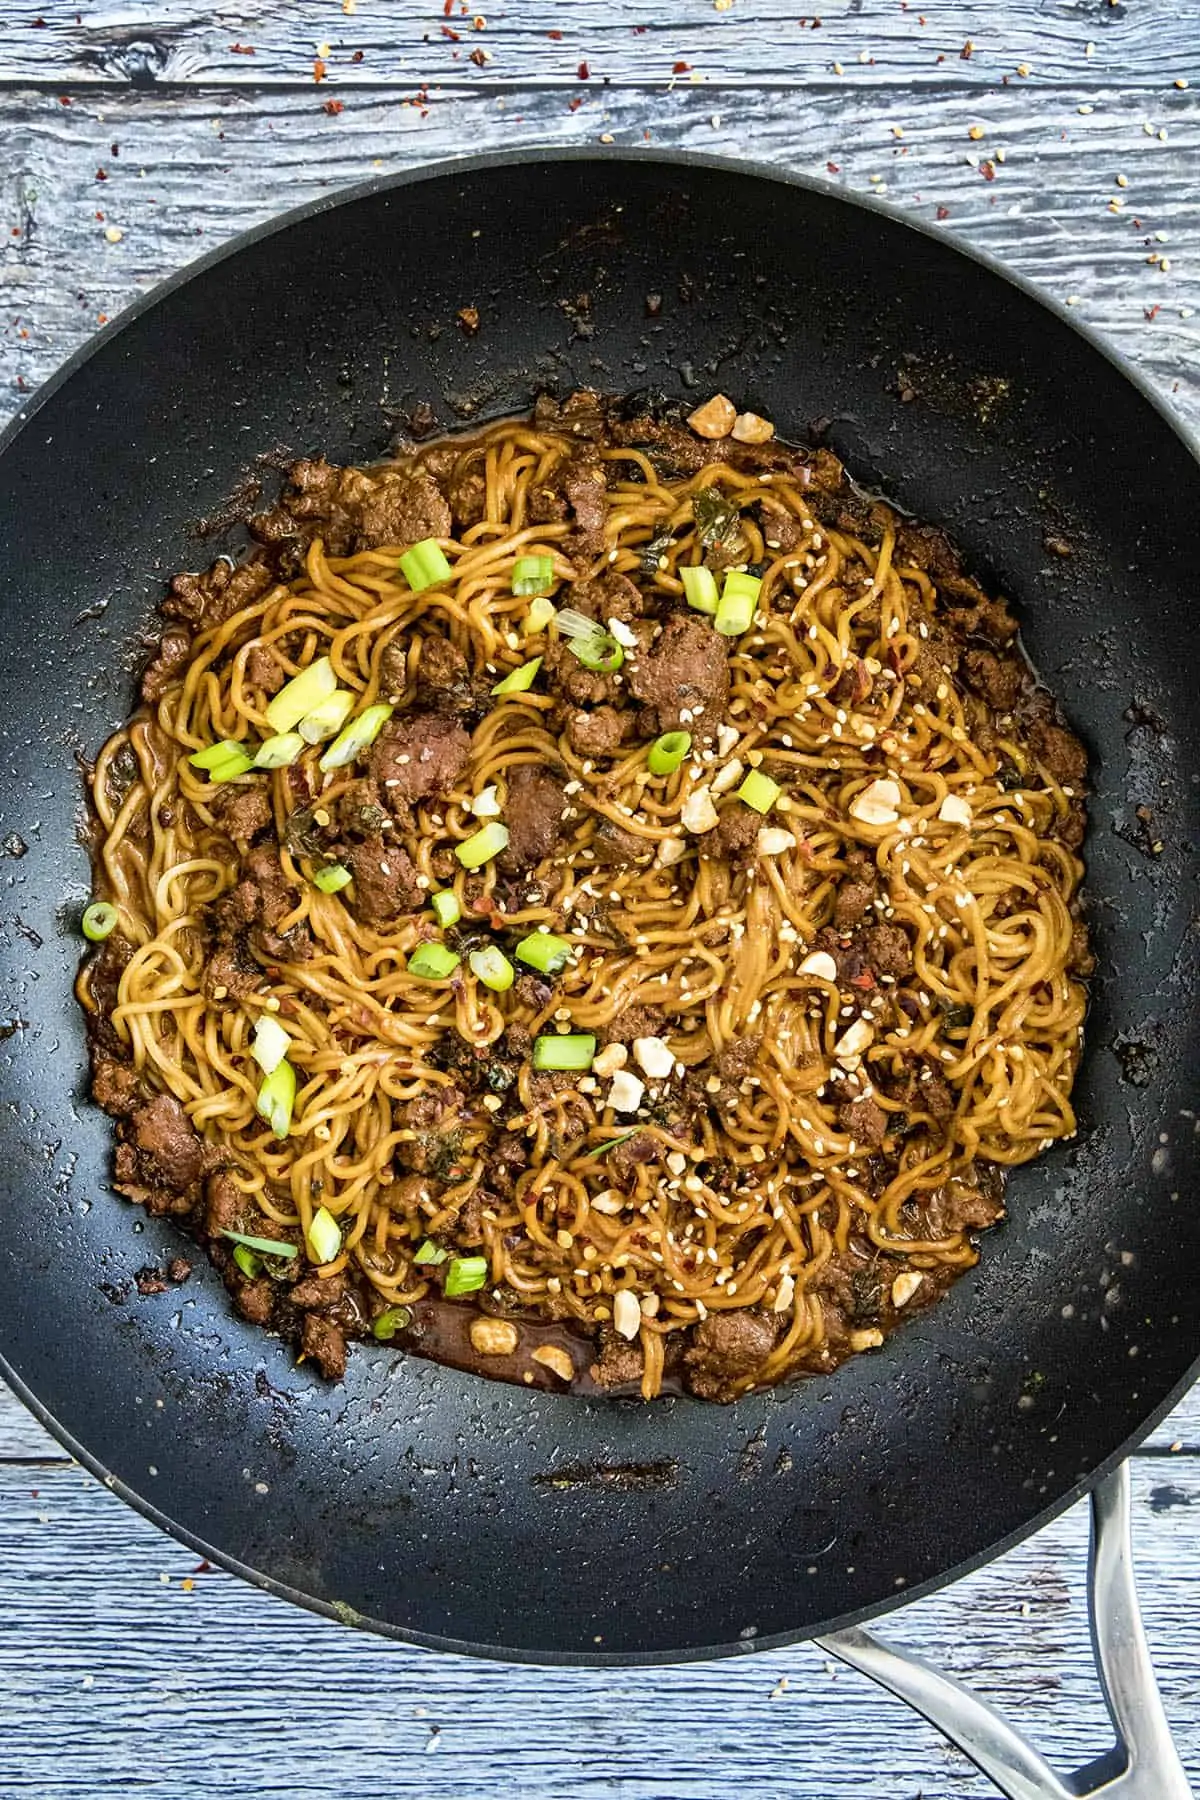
[82,391,1090,1399]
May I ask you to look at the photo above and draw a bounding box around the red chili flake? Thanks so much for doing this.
[468,46,486,64]
[194,1560,212,1574]
[633,21,647,30]
[323,99,344,114]
[979,160,996,181]
[935,52,945,63]
[228,42,255,54]
[96,168,107,181]
[33,13,47,22]
[673,60,691,72]
[442,23,460,39]
[850,972,876,991]
[548,28,564,39]
[960,39,973,58]
[351,49,364,62]
[313,57,326,81]
[1145,303,1161,321]
[577,60,590,78]
[444,0,455,11]
[936,205,950,219]
[111,142,119,155]
[58,95,71,105]
[826,160,840,174]
[568,95,583,110]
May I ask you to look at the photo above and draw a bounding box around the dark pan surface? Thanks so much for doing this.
[1,152,1198,1663]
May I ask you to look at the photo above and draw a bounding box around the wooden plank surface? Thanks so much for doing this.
[3,3,1200,1795]
[1,0,1198,89]
[0,1437,1196,1798]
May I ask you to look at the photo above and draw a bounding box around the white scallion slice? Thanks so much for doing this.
[251,1014,291,1076]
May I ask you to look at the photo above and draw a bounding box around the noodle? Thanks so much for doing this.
[76,396,1090,1400]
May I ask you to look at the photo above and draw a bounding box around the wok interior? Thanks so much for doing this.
[0,155,1197,1660]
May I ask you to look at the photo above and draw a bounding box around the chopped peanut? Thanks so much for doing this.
[687,393,737,439]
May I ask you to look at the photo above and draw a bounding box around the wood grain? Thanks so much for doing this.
[4,84,1199,434]
[1,0,1198,90]
[0,1449,1196,1798]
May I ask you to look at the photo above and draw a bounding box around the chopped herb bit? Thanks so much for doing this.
[648,730,691,775]
[372,1304,412,1340]
[444,1255,488,1297]
[266,656,337,734]
[692,485,741,551]
[579,1129,638,1160]
[81,901,118,942]
[307,1205,341,1265]
[680,564,719,614]
[399,539,453,593]
[512,554,555,596]
[455,821,509,869]
[407,941,461,981]
[532,1033,596,1072]
[492,656,542,696]
[232,1244,262,1279]
[737,769,781,813]
[318,702,394,772]
[431,889,462,928]
[312,862,352,894]
[221,1228,298,1260]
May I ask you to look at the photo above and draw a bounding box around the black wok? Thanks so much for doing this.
[0,152,1197,1665]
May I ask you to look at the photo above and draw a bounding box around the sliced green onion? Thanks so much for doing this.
[312,862,353,895]
[554,608,624,673]
[469,945,515,992]
[512,554,555,597]
[648,730,692,775]
[680,565,719,615]
[307,1205,342,1266]
[455,821,509,870]
[444,1255,489,1298]
[715,570,762,637]
[298,688,356,744]
[532,1033,596,1072]
[407,941,461,981]
[256,1059,296,1140]
[81,901,118,942]
[254,731,305,770]
[318,702,395,772]
[266,656,337,734]
[492,656,542,696]
[251,1014,291,1076]
[232,1244,262,1279]
[372,1304,412,1341]
[221,1228,298,1260]
[431,889,462,928]
[571,633,623,673]
[515,931,572,975]
[190,740,255,781]
[737,769,781,814]
[414,1238,449,1266]
[399,539,453,593]
[190,739,248,771]
[579,1128,638,1161]
[523,596,557,635]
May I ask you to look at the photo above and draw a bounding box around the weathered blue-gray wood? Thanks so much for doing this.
[2,3,1199,1795]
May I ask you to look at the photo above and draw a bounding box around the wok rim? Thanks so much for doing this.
[2,145,1198,1667]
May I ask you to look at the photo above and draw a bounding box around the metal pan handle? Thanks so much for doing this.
[816,1464,1193,1800]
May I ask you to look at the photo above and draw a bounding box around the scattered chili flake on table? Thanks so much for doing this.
[313,57,326,81]
[351,48,364,61]
[1145,304,1161,321]
[442,22,460,38]
[936,204,950,219]
[469,46,489,64]
[548,28,563,38]
[979,160,996,181]
[95,168,107,181]
[228,42,255,53]
[577,60,590,78]
[323,98,344,114]
[673,60,691,72]
[569,95,583,111]
[826,160,840,173]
